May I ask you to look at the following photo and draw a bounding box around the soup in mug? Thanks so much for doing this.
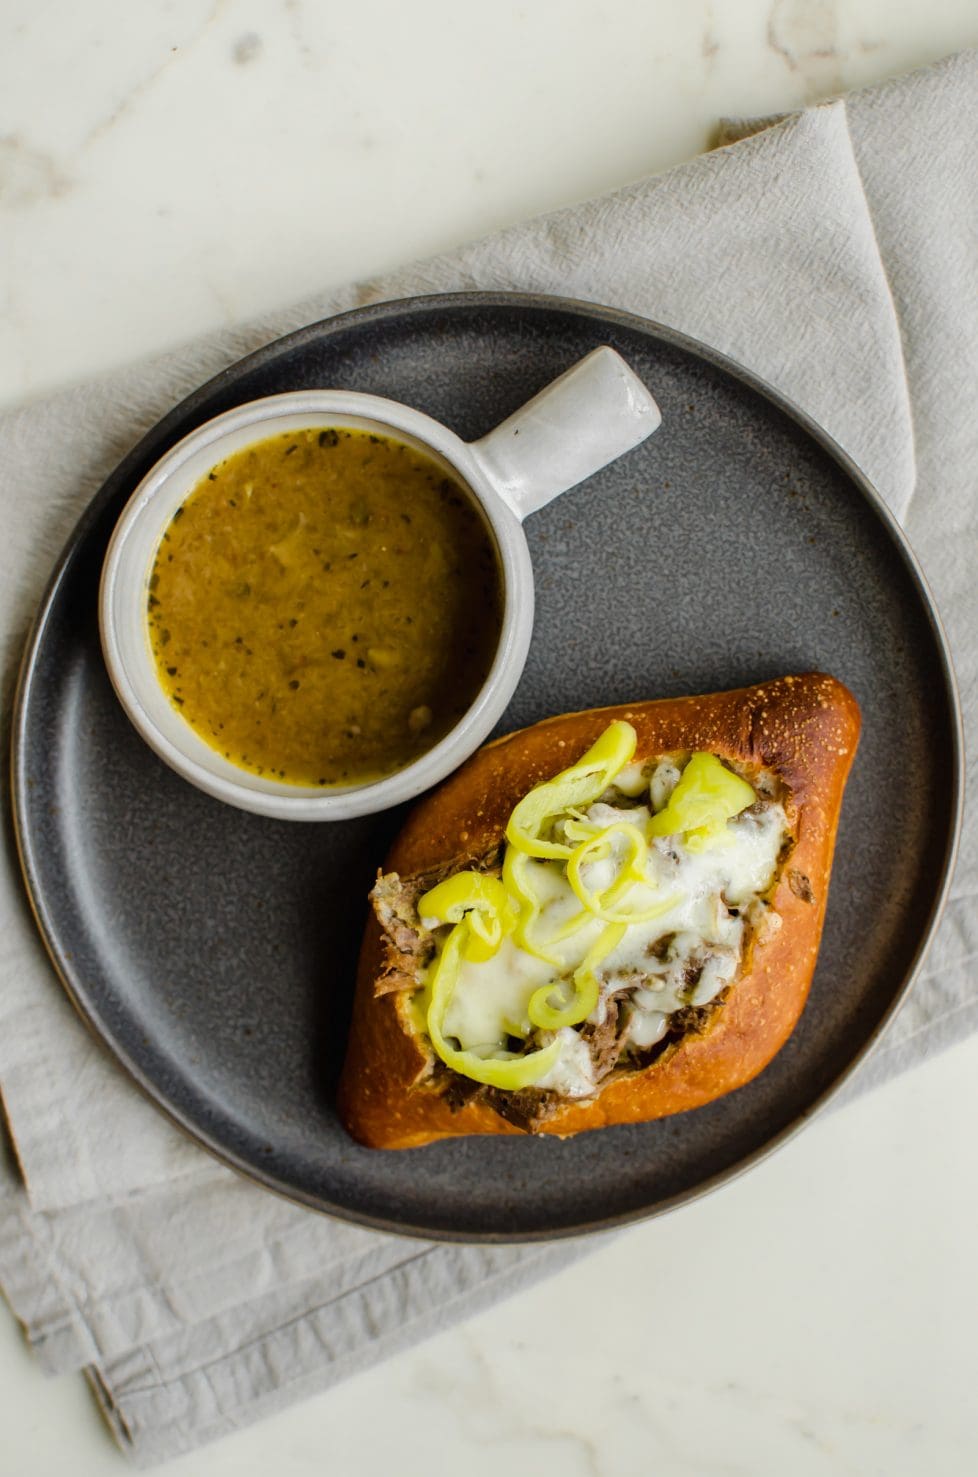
[147,427,503,787]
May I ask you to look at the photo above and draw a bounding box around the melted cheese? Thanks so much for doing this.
[433,774,788,1094]
[443,935,553,1050]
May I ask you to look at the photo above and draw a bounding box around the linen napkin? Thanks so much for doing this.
[2,48,976,1466]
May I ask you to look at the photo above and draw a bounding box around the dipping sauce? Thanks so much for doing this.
[147,427,503,787]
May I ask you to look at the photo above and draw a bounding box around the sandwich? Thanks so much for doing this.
[337,673,860,1148]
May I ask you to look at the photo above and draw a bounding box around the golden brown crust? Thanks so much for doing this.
[337,673,861,1149]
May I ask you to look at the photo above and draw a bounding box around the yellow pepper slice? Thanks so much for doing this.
[419,873,518,963]
[504,721,637,956]
[505,720,637,859]
[648,752,755,850]
[527,920,625,1030]
[426,921,561,1089]
[567,822,681,924]
[560,809,606,844]
[502,848,567,966]
[527,975,599,1032]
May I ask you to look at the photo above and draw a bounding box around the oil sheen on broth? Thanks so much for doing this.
[147,428,503,786]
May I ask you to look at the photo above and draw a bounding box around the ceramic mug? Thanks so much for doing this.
[100,346,661,820]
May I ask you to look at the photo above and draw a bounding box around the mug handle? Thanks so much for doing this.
[466,346,661,522]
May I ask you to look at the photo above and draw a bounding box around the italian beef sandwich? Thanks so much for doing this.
[337,673,860,1148]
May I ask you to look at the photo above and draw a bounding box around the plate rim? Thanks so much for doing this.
[10,289,965,1242]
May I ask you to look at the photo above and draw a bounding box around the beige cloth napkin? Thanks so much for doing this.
[2,49,976,1466]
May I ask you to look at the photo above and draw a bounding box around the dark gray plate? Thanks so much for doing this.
[12,293,961,1242]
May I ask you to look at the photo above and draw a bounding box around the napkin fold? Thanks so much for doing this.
[2,49,976,1465]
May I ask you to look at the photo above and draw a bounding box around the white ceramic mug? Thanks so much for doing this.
[100,345,661,820]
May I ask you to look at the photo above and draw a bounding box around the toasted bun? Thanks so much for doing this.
[337,673,860,1148]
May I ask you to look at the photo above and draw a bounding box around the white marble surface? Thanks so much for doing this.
[3,2,978,1473]
[3,0,978,409]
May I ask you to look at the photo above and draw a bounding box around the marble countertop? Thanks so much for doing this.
[3,2,978,1473]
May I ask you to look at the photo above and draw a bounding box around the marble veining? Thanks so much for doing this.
[395,1306,938,1477]
[0,134,74,207]
[767,0,844,98]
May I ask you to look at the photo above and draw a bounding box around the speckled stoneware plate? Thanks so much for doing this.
[13,293,961,1242]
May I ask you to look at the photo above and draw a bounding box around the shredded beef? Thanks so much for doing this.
[440,1072,486,1113]
[681,959,705,993]
[370,872,434,994]
[626,992,728,1072]
[432,1061,560,1132]
[646,932,675,961]
[431,981,728,1130]
[670,1002,718,1035]
[370,847,502,996]
[579,996,628,1080]
[483,1086,561,1132]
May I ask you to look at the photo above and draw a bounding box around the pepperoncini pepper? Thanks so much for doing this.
[566,821,679,924]
[527,921,626,1031]
[418,873,518,962]
[505,721,637,956]
[505,720,637,858]
[426,920,562,1088]
[648,752,755,850]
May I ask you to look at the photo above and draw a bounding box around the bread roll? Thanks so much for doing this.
[337,673,860,1148]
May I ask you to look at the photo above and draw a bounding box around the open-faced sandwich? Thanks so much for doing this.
[337,673,860,1148]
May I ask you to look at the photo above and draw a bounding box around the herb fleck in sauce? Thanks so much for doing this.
[147,427,502,786]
